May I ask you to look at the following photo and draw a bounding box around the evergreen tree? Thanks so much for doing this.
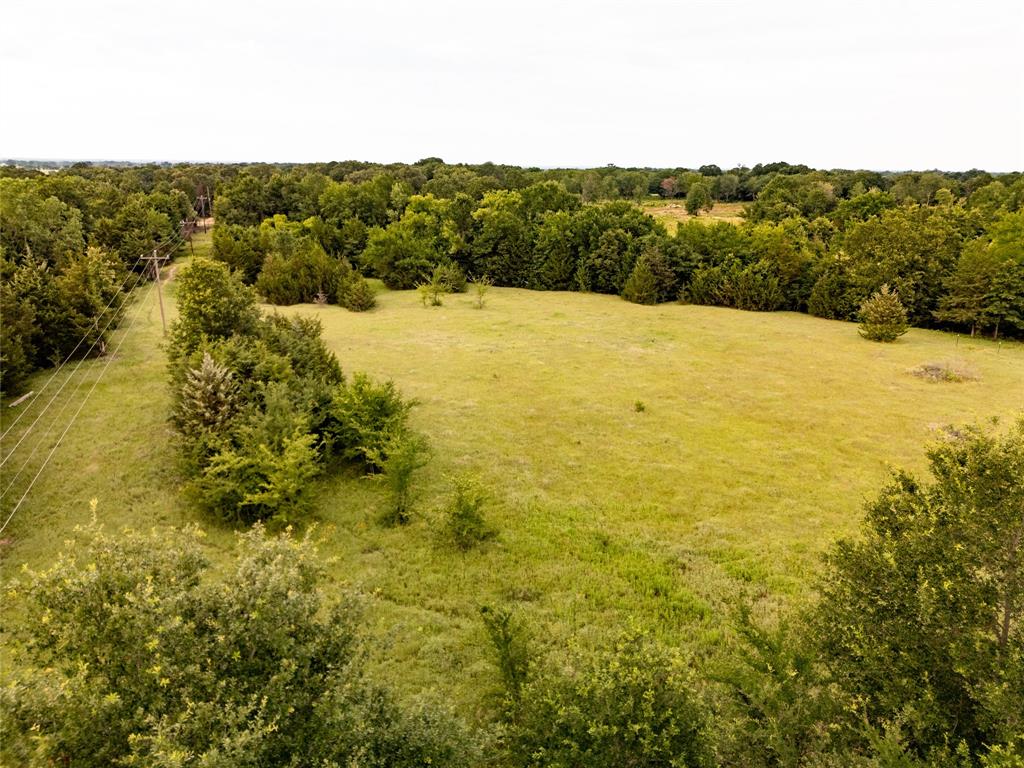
[858,284,909,341]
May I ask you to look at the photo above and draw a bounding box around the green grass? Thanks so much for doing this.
[3,247,1023,715]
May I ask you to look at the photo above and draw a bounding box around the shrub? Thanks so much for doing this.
[813,419,1024,757]
[441,475,494,550]
[621,254,660,305]
[211,223,265,283]
[473,275,493,309]
[480,605,530,703]
[256,241,344,305]
[169,257,259,360]
[858,284,909,341]
[340,275,377,311]
[418,279,448,307]
[433,260,467,292]
[173,350,240,436]
[327,373,413,468]
[188,391,321,526]
[0,522,473,767]
[373,431,430,526]
[509,629,714,768]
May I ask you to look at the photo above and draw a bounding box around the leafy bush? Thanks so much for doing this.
[326,373,414,468]
[858,284,909,341]
[340,274,377,311]
[374,431,430,525]
[256,240,345,305]
[211,223,266,283]
[480,605,530,703]
[508,629,714,768]
[441,475,494,550]
[813,419,1024,757]
[188,389,321,525]
[473,274,493,309]
[0,522,473,767]
[433,259,467,292]
[169,257,259,360]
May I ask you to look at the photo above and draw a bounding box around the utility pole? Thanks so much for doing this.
[142,250,167,335]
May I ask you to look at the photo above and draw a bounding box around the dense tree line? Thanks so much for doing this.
[0,165,211,395]
[208,161,1022,339]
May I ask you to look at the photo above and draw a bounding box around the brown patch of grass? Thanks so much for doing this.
[640,201,746,232]
[909,359,980,383]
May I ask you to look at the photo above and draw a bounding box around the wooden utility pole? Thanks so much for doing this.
[142,250,167,335]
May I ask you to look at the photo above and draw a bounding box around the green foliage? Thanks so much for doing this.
[433,259,467,292]
[188,389,321,525]
[686,181,714,216]
[440,475,494,550]
[813,419,1024,758]
[326,373,413,468]
[713,607,839,767]
[622,249,671,305]
[480,605,530,703]
[0,523,473,767]
[373,431,430,525]
[339,273,377,311]
[256,240,346,305]
[211,223,266,283]
[473,274,493,308]
[858,284,909,341]
[509,629,714,768]
[173,350,240,436]
[168,257,259,360]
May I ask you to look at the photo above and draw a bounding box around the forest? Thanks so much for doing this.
[0,158,1022,767]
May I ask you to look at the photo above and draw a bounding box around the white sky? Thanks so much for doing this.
[2,0,1022,171]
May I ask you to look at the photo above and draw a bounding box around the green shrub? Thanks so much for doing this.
[480,605,530,703]
[441,475,494,550]
[169,257,259,360]
[434,260,467,292]
[373,431,430,526]
[858,284,909,341]
[173,350,240,436]
[188,392,321,526]
[256,241,344,305]
[622,255,660,305]
[509,629,714,768]
[473,275,493,309]
[327,373,413,468]
[0,523,473,767]
[341,274,377,311]
[211,223,266,283]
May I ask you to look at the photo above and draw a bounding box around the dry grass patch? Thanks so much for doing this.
[909,359,980,383]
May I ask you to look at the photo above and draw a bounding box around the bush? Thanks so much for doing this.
[211,223,266,283]
[441,475,494,550]
[188,389,321,525]
[340,274,377,311]
[173,350,240,436]
[327,373,413,468]
[0,522,473,767]
[256,241,345,305]
[169,257,259,360]
[509,629,714,768]
[814,419,1024,757]
[433,260,467,292]
[473,275,493,309]
[480,605,530,703]
[373,431,430,526]
[858,284,909,341]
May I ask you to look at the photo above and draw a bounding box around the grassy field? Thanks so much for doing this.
[641,199,747,231]
[3,237,1023,715]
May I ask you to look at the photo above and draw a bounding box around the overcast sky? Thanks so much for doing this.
[2,0,1021,171]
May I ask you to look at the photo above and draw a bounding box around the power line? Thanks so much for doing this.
[0,266,151,469]
[0,252,146,442]
[0,227,188,459]
[0,277,160,536]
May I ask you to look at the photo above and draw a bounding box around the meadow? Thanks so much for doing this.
[641,199,747,231]
[2,234,1023,717]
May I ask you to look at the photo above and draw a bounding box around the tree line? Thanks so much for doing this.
[0,164,212,395]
